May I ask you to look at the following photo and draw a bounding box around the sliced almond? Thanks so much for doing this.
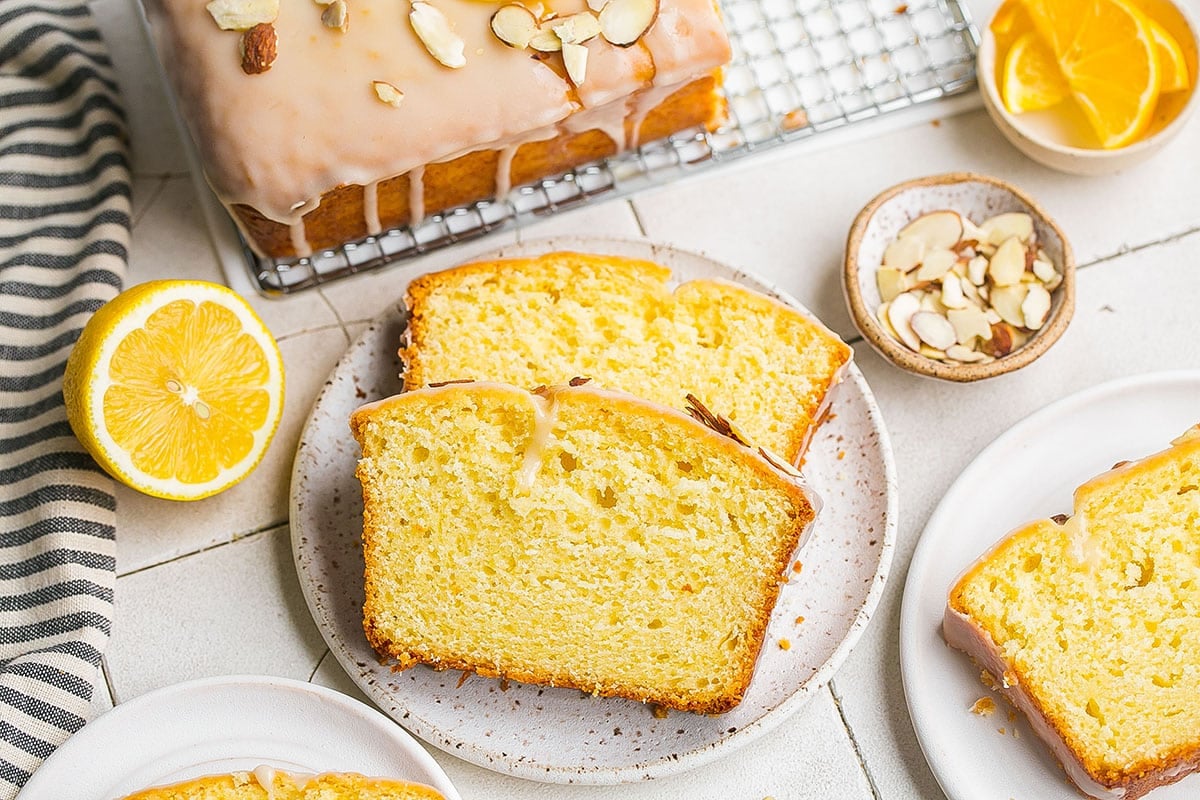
[919,344,947,360]
[919,290,947,315]
[988,237,1026,287]
[967,255,988,286]
[553,11,601,44]
[587,0,609,11]
[1022,284,1052,330]
[410,2,467,68]
[897,211,963,251]
[529,26,564,51]
[985,307,1001,325]
[959,277,983,309]
[882,237,924,273]
[321,0,349,32]
[980,212,1034,246]
[562,41,588,84]
[876,302,901,342]
[915,248,958,282]
[599,0,659,46]
[941,273,968,309]
[876,268,909,303]
[946,344,987,363]
[990,284,1029,327]
[911,311,956,350]
[960,216,987,244]
[207,0,278,30]
[491,4,539,48]
[1031,257,1057,284]
[981,322,1016,357]
[947,307,992,344]
[887,291,922,352]
[372,80,405,108]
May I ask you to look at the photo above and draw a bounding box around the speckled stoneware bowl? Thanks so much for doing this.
[978,0,1199,176]
[291,236,897,784]
[843,173,1075,383]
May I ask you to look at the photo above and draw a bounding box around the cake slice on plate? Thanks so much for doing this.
[351,381,817,714]
[401,251,852,464]
[945,425,1200,800]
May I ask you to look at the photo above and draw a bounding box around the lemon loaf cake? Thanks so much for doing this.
[401,251,852,464]
[141,0,730,259]
[944,426,1200,800]
[351,381,817,713]
[120,768,445,800]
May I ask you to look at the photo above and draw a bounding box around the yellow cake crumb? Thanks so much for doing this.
[971,697,997,716]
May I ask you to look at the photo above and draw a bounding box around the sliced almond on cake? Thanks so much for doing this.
[372,80,405,108]
[410,2,467,68]
[599,0,659,46]
[490,4,539,48]
[562,41,588,85]
[206,0,279,30]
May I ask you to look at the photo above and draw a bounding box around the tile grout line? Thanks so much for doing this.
[275,321,347,344]
[307,648,332,683]
[627,199,649,237]
[828,680,885,800]
[129,176,169,231]
[98,655,119,709]
[315,288,353,346]
[117,521,288,579]
[1077,223,1200,269]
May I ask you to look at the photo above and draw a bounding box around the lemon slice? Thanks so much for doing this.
[63,280,285,501]
[1002,30,1070,113]
[1146,16,1191,94]
[1021,0,1161,148]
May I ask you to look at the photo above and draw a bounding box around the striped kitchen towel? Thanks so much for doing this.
[0,2,130,796]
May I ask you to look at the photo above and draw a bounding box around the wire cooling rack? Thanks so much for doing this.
[248,0,979,295]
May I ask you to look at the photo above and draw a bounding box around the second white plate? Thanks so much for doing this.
[901,370,1200,800]
[18,675,460,800]
[290,236,897,784]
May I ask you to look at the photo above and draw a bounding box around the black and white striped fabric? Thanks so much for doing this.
[0,2,129,796]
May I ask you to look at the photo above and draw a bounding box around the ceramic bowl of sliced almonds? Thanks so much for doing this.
[843,172,1075,382]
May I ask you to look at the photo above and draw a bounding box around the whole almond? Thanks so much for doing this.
[240,22,278,74]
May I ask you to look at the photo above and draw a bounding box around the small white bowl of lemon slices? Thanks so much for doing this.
[978,0,1198,175]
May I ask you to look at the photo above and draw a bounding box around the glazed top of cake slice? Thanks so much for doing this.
[141,0,731,225]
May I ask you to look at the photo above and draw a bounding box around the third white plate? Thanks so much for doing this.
[901,370,1200,800]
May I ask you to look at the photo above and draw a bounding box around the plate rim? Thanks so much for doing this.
[17,673,462,800]
[899,368,1200,800]
[289,234,898,784]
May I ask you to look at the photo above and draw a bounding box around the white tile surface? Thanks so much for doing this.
[91,0,189,177]
[830,232,1200,800]
[312,654,873,800]
[514,198,644,243]
[115,325,351,574]
[107,526,328,704]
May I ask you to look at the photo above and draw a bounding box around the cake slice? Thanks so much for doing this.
[120,768,445,799]
[945,426,1200,800]
[351,381,817,714]
[401,251,852,464]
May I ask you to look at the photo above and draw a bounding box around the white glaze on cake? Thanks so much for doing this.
[141,0,730,255]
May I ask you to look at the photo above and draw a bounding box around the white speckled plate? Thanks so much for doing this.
[17,675,461,800]
[901,370,1200,800]
[290,236,896,784]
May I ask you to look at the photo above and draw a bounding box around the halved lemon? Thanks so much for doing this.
[1021,0,1161,148]
[63,280,285,501]
[1002,30,1070,113]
